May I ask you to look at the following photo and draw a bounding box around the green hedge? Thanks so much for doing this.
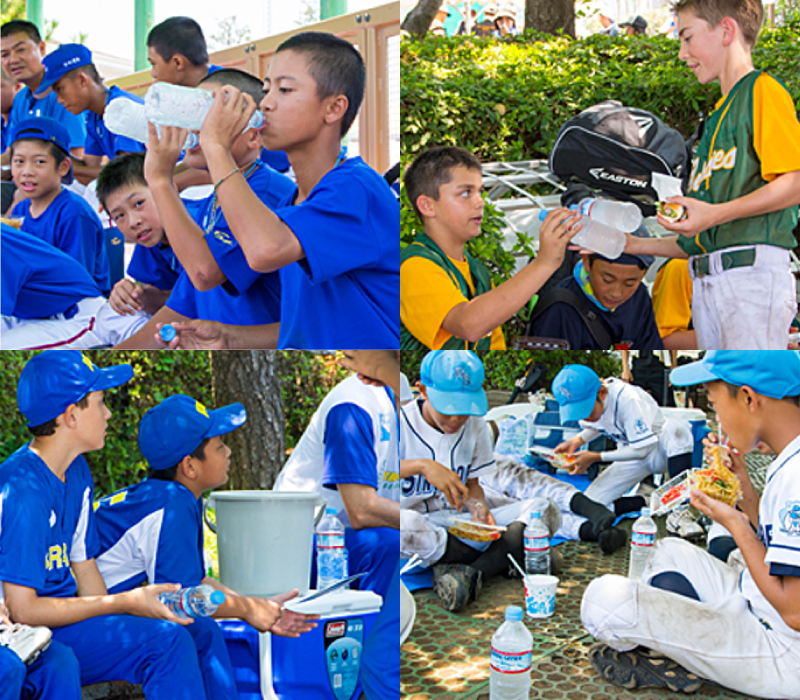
[400,349,621,391]
[0,352,350,498]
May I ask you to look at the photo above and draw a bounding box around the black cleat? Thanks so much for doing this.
[597,526,628,555]
[432,564,482,612]
[589,643,704,693]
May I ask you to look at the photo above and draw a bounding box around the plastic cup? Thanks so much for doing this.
[524,574,558,618]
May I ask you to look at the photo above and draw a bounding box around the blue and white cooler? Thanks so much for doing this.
[220,589,383,700]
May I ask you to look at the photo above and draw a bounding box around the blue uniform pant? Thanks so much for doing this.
[51,615,206,700]
[346,527,400,700]
[185,616,238,700]
[1,641,81,700]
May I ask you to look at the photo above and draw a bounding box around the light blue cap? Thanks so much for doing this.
[420,350,487,417]
[551,365,602,423]
[670,351,800,399]
[505,606,523,621]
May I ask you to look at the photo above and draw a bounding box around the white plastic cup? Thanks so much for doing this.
[524,574,558,618]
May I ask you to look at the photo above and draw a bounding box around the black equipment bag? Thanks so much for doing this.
[549,101,690,216]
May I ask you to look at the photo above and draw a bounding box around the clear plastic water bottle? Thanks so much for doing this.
[158,584,225,619]
[316,507,347,591]
[104,98,198,149]
[538,209,626,259]
[524,511,550,575]
[628,507,657,581]
[574,197,643,233]
[145,82,264,132]
[490,606,533,700]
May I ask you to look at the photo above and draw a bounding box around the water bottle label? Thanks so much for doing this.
[524,535,549,553]
[317,533,345,549]
[577,199,595,217]
[490,646,532,674]
[631,531,656,547]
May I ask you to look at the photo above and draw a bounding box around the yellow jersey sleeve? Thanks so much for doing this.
[400,255,506,350]
[753,73,800,182]
[651,259,693,339]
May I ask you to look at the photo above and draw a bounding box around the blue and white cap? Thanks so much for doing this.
[551,364,602,423]
[419,350,487,417]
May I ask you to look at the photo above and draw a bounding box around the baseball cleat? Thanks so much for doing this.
[589,643,704,693]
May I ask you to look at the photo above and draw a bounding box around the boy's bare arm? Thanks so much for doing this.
[72,559,108,596]
[113,305,189,349]
[146,125,226,291]
[2,579,190,629]
[661,171,800,238]
[337,483,400,530]
[441,209,579,343]
[160,319,280,350]
[624,232,688,259]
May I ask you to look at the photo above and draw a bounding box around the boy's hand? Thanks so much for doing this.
[416,458,469,509]
[109,279,144,315]
[199,86,258,153]
[122,583,192,626]
[656,196,719,237]
[537,208,581,269]
[144,123,188,184]
[568,450,600,475]
[0,602,12,626]
[267,590,320,638]
[243,596,283,633]
[157,320,231,349]
[554,437,582,455]
[689,488,749,530]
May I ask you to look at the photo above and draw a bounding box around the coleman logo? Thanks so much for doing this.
[588,168,648,189]
[326,621,347,638]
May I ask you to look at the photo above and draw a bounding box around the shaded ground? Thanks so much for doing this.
[401,454,772,700]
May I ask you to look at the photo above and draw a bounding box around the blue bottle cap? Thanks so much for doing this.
[210,591,225,605]
[159,324,176,342]
[538,209,548,222]
[326,507,337,515]
[505,606,523,621]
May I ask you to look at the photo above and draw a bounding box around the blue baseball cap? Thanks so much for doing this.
[552,364,603,423]
[10,117,74,185]
[138,395,247,470]
[670,351,800,399]
[17,351,133,427]
[34,43,93,97]
[420,350,487,416]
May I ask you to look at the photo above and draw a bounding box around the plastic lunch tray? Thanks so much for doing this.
[650,469,697,516]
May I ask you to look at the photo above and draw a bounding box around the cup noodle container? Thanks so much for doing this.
[524,575,559,618]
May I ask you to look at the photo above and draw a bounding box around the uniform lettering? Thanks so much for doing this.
[689,147,737,192]
[45,543,70,571]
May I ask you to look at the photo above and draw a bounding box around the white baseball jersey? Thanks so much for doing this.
[580,378,663,448]
[740,432,800,641]
[274,375,399,527]
[400,400,496,512]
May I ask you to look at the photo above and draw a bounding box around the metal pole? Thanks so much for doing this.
[134,0,155,72]
[320,0,348,20]
[26,0,44,35]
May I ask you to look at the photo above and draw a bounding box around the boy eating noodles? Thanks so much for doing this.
[402,146,580,351]
[581,351,800,697]
[625,0,800,349]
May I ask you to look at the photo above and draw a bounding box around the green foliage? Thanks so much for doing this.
[400,349,621,391]
[0,0,25,24]
[0,351,350,498]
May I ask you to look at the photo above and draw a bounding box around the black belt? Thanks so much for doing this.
[692,248,756,278]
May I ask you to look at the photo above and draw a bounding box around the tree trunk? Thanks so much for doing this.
[211,351,285,490]
[525,0,575,37]
[401,0,444,36]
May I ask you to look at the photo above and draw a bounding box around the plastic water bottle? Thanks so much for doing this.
[145,82,264,132]
[490,606,533,700]
[628,507,657,581]
[538,209,626,259]
[574,197,643,233]
[316,507,347,590]
[104,98,198,149]
[158,584,225,619]
[524,511,550,575]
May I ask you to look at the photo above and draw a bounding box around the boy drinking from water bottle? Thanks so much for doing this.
[93,394,318,700]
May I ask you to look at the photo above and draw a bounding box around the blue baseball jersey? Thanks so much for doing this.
[274,157,400,350]
[274,375,399,527]
[260,148,290,173]
[94,479,205,593]
[127,243,182,291]
[85,86,147,160]
[166,161,292,324]
[11,188,111,295]
[530,275,664,350]
[1,224,101,319]
[8,85,86,150]
[0,444,99,599]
